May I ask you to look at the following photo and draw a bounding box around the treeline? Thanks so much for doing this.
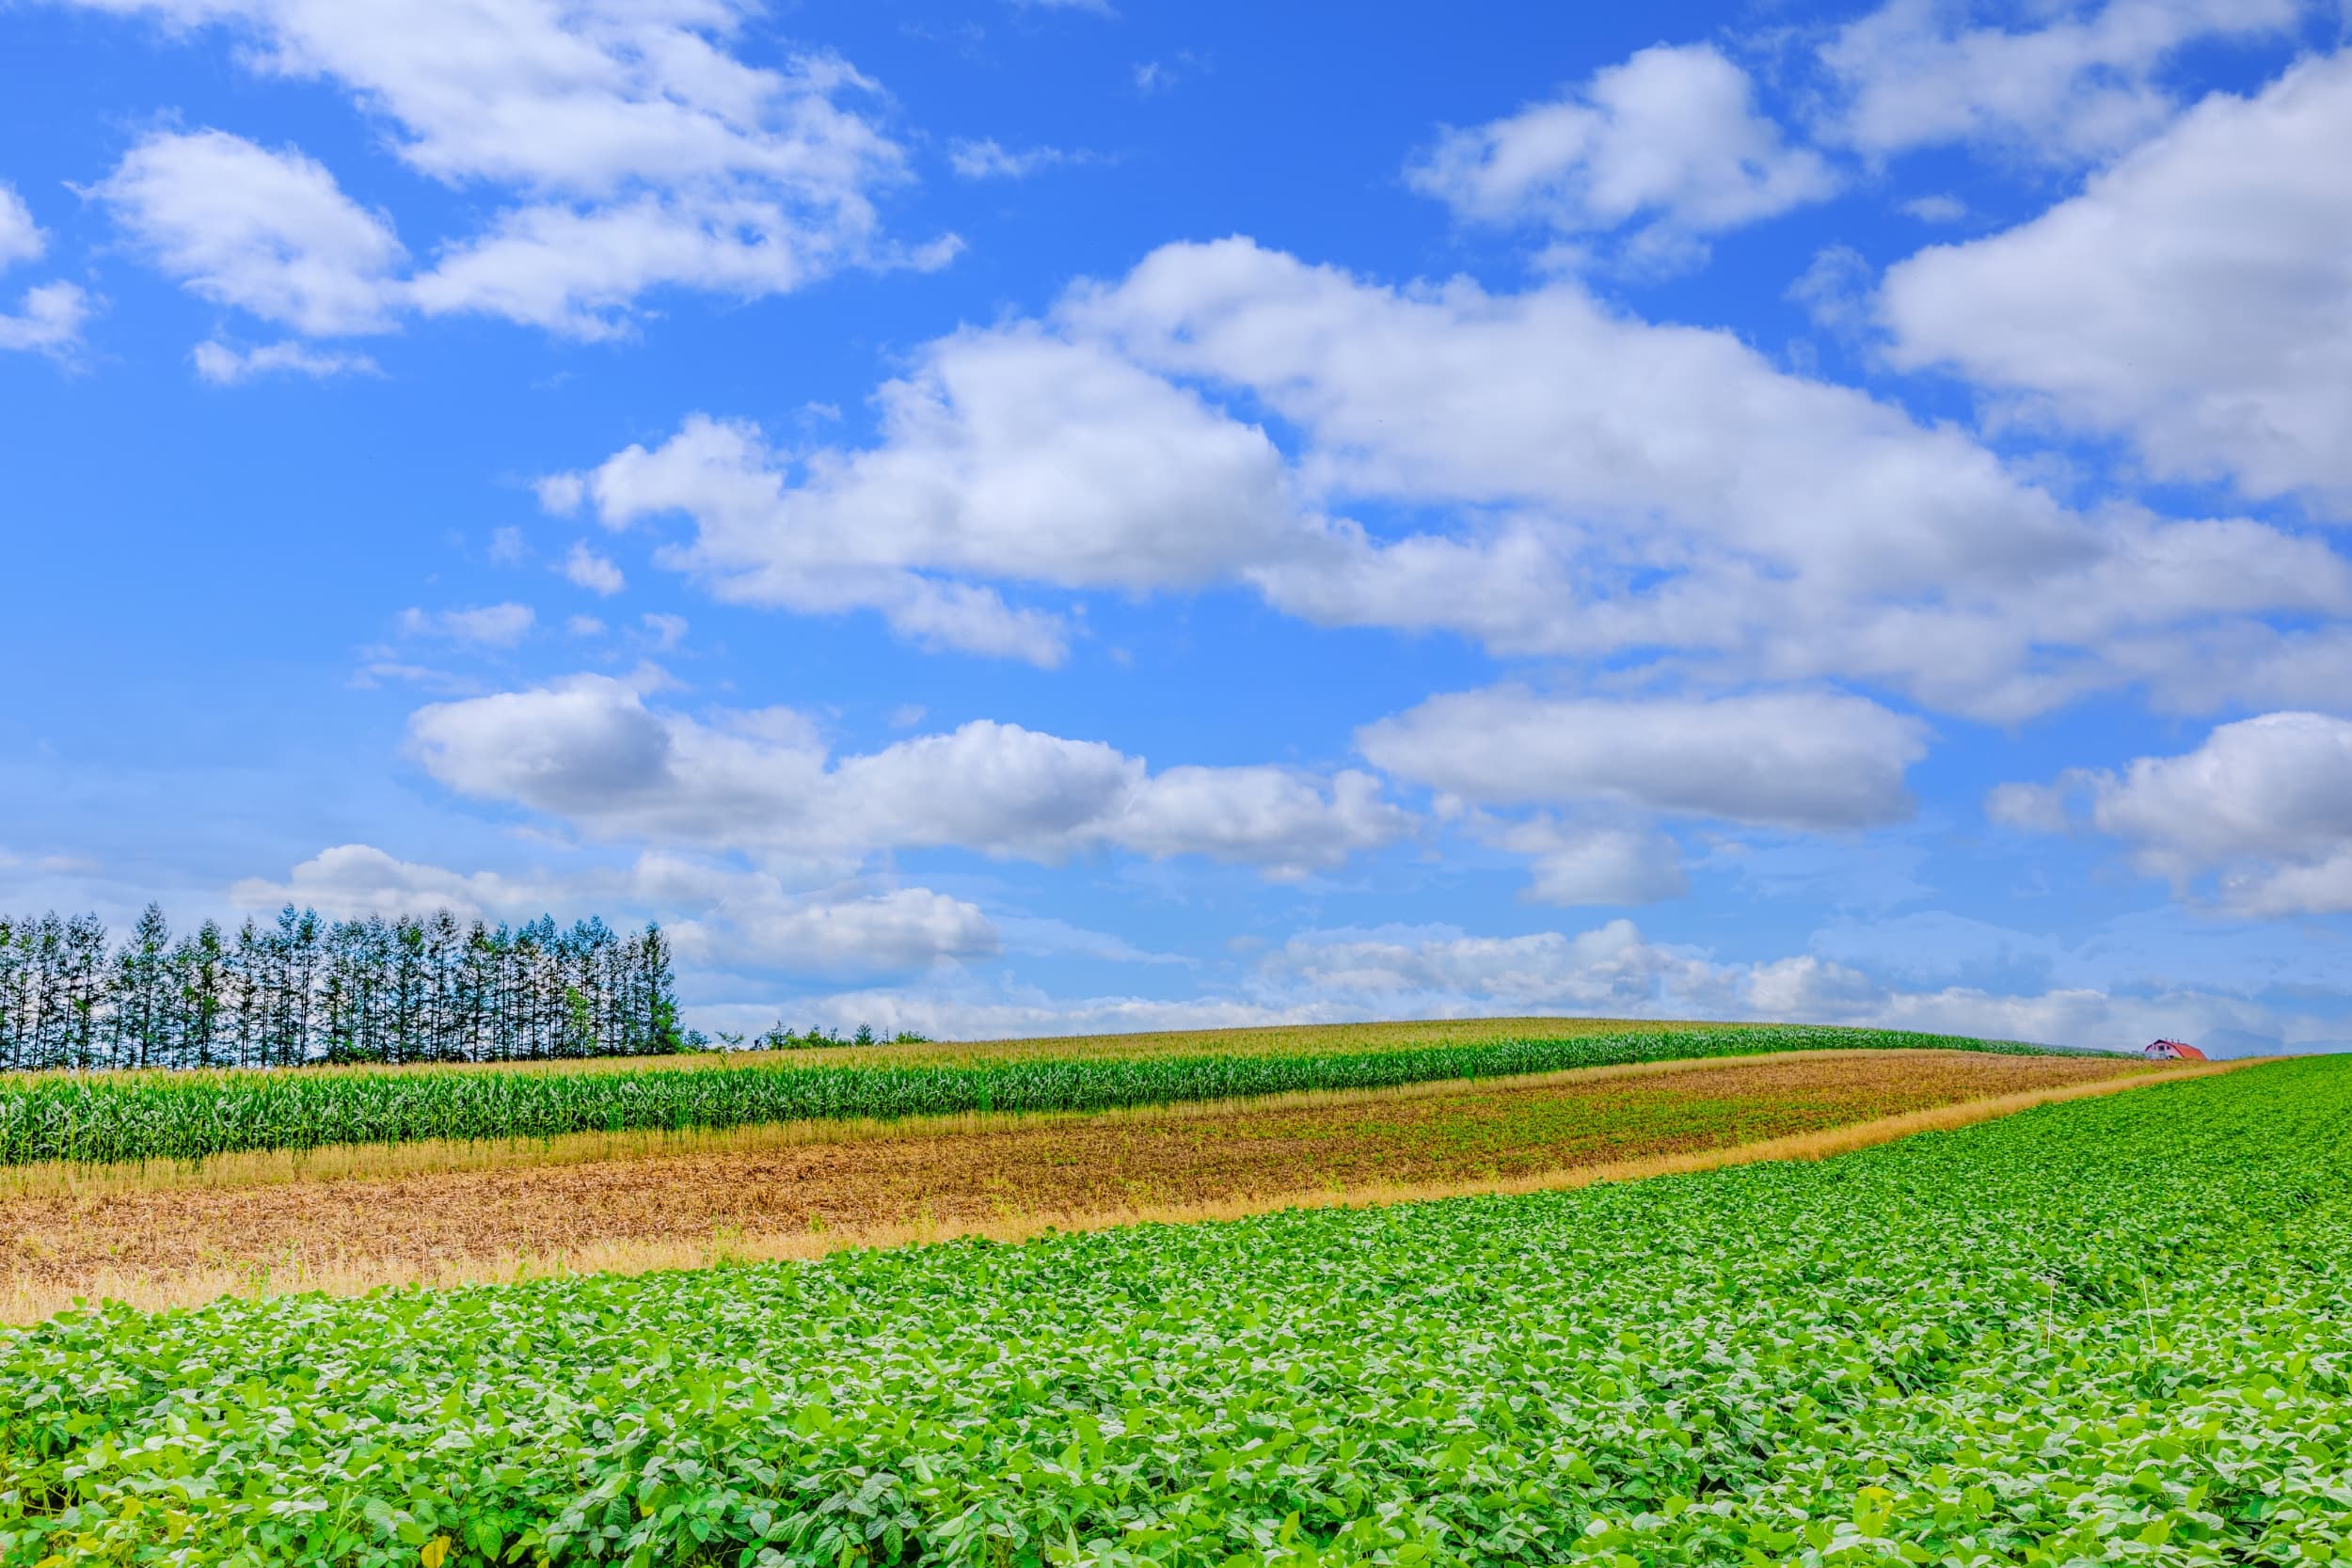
[0,905,685,1073]
[725,1023,930,1051]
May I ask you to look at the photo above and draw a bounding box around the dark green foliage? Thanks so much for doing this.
[751,1025,932,1049]
[0,904,683,1075]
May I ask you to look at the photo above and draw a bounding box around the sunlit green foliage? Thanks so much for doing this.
[2,1057,2340,1567]
[0,1024,2057,1166]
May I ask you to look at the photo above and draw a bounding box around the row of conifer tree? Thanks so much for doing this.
[0,904,686,1073]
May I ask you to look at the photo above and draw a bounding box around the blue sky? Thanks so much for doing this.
[5,0,2351,1053]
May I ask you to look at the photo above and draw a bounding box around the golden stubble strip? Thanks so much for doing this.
[0,1051,2214,1323]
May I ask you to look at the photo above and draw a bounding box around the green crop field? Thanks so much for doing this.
[0,1055,2339,1567]
[0,1023,2063,1167]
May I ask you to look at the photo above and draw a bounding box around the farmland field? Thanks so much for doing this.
[0,1021,2069,1168]
[2,1053,2339,1566]
[0,1047,2153,1318]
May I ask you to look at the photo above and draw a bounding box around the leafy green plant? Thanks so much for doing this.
[0,1056,2337,1567]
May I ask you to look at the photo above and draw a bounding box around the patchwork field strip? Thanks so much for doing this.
[0,1022,2073,1167]
[3,1047,2158,1320]
[0,1054,2336,1566]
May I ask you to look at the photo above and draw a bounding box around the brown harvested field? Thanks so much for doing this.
[2,1048,2167,1320]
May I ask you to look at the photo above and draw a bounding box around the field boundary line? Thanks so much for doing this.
[0,1047,2107,1199]
[3,1056,2257,1323]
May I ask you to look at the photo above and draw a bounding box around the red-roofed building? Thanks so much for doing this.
[2144,1038,2208,1061]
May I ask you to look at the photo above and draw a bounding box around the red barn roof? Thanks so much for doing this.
[2145,1038,2207,1061]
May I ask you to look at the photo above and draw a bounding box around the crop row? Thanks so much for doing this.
[0,1023,2055,1167]
[1,1056,2339,1566]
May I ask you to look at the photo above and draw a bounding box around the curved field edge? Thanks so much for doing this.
[0,1044,2106,1198]
[0,1022,2077,1168]
[0,1055,2335,1567]
[0,1053,2201,1325]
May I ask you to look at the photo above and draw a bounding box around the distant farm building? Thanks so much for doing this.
[2144,1038,2208,1061]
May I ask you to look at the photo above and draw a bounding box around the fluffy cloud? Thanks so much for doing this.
[230,843,997,974]
[715,986,1309,1044]
[557,325,1300,661]
[1883,52,2352,508]
[787,913,2332,1053]
[0,182,92,357]
[946,139,1087,180]
[72,0,935,337]
[1786,243,1874,334]
[1729,953,2296,1053]
[1480,816,1690,908]
[406,674,1413,877]
[1106,766,1410,883]
[0,183,44,270]
[1362,689,1927,831]
[1096,242,2352,721]
[681,885,996,974]
[192,339,382,383]
[229,842,558,923]
[1993,711,2352,915]
[562,543,626,596]
[1266,919,1726,1013]
[396,602,536,645]
[1900,194,1968,223]
[0,282,92,356]
[628,854,998,974]
[96,131,405,335]
[1407,43,1835,265]
[577,236,2348,720]
[1818,0,2301,160]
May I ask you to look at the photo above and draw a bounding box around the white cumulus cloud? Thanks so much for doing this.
[946,139,1086,180]
[0,182,92,357]
[0,282,92,357]
[1478,816,1690,908]
[192,339,382,383]
[562,542,626,596]
[405,674,1414,878]
[1818,0,2302,161]
[72,0,941,338]
[561,236,2352,721]
[1883,51,2352,509]
[554,324,1301,662]
[231,844,999,975]
[1360,687,1928,832]
[0,183,46,270]
[1993,711,2352,916]
[396,602,536,646]
[1407,43,1835,266]
[96,130,405,336]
